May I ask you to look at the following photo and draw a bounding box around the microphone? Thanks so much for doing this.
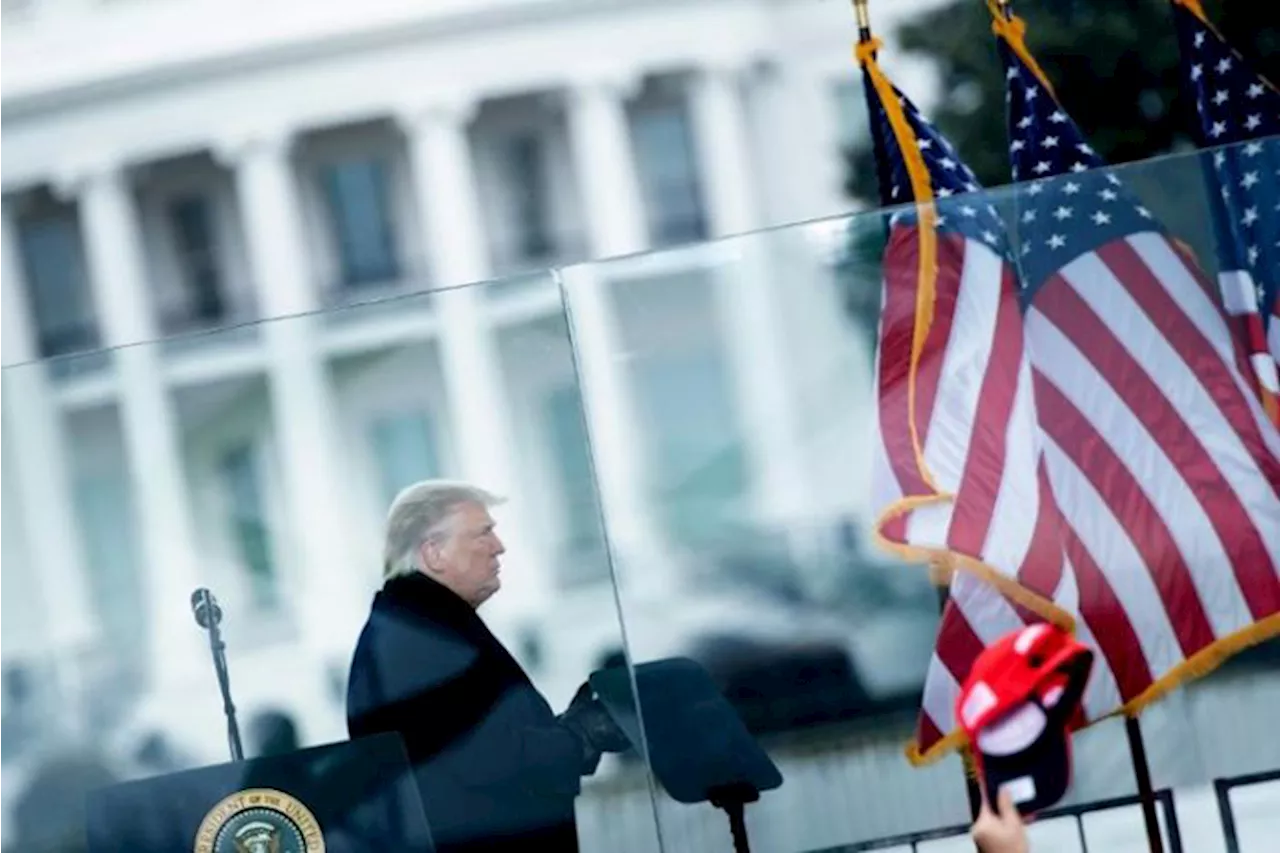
[190,586,244,761]
[191,588,222,629]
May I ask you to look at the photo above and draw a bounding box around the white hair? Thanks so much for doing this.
[382,480,503,579]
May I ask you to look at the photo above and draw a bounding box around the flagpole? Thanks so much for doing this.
[852,0,895,212]
[852,0,872,43]
[1125,717,1166,853]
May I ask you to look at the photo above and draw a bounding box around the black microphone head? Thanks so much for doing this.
[191,588,222,629]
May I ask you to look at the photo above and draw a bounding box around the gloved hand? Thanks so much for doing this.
[558,682,631,774]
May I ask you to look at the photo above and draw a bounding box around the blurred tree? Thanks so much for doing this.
[1213,0,1280,82]
[843,0,1280,203]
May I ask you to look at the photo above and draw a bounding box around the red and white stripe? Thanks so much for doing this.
[872,223,1061,585]
[907,230,1280,759]
[1217,269,1280,424]
[1032,232,1280,662]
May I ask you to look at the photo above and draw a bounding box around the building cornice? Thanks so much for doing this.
[1,0,716,122]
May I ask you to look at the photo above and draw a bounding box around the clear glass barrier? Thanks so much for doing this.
[0,276,660,852]
[559,220,968,851]
[562,139,1280,853]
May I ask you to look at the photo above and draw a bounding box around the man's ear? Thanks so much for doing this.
[418,540,441,575]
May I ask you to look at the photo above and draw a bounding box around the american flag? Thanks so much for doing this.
[1171,0,1280,424]
[856,40,1074,761]
[895,8,1280,762]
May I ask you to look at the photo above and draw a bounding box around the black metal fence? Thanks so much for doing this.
[1214,769,1280,853]
[808,788,1183,853]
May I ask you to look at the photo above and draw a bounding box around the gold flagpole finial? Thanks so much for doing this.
[852,0,873,43]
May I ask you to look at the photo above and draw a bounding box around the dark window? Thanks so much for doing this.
[167,194,226,323]
[320,158,400,288]
[505,134,554,262]
[632,104,707,245]
[16,213,99,357]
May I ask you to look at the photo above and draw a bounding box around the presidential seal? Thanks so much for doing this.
[193,788,324,853]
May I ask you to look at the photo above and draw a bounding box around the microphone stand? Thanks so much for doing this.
[709,784,759,853]
[196,591,244,762]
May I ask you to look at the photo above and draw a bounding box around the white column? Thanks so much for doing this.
[689,63,763,237]
[557,265,668,595]
[566,74,648,259]
[775,67,856,223]
[398,101,548,621]
[220,131,367,656]
[1,205,97,731]
[561,74,672,591]
[72,164,206,684]
[398,99,489,288]
[689,64,811,535]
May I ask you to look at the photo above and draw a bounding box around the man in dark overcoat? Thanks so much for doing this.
[347,481,628,853]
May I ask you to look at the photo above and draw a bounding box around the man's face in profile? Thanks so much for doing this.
[424,501,505,607]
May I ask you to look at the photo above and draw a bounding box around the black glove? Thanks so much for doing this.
[558,683,631,774]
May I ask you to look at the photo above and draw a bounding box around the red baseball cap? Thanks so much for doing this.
[956,622,1093,815]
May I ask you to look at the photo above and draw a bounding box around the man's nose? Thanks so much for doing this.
[493,537,506,555]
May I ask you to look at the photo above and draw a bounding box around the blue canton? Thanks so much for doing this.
[1174,2,1280,326]
[997,40,1164,300]
[864,76,1012,260]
